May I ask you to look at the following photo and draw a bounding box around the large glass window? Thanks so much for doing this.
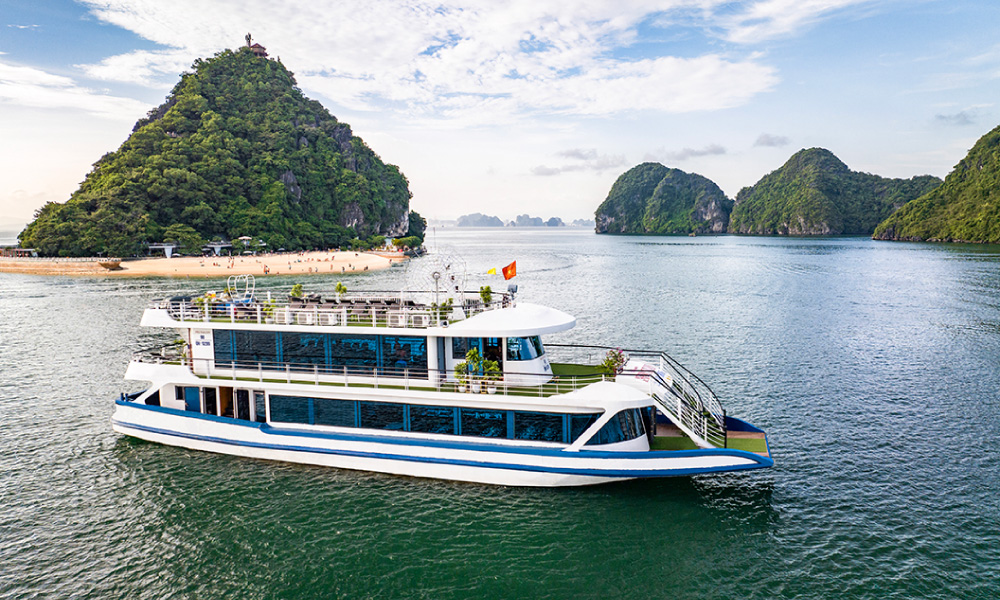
[410,406,456,435]
[329,334,378,374]
[380,335,429,376]
[461,408,507,438]
[314,398,357,427]
[360,402,405,430]
[270,395,311,424]
[585,409,646,446]
[506,336,545,361]
[283,332,326,371]
[514,411,565,443]
[212,330,429,377]
[233,330,278,367]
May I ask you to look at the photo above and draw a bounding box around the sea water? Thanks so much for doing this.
[1,229,998,599]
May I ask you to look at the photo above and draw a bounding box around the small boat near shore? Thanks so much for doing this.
[113,274,772,486]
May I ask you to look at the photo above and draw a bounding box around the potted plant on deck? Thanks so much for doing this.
[483,359,501,394]
[453,360,469,393]
[464,347,484,393]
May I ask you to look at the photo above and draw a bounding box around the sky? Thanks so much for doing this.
[1,0,999,230]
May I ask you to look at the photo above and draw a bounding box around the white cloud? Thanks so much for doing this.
[720,0,874,43]
[531,148,628,176]
[0,60,150,120]
[74,0,779,121]
[77,50,195,87]
[645,144,727,162]
[754,133,790,147]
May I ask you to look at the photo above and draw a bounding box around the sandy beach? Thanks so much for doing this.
[0,250,405,277]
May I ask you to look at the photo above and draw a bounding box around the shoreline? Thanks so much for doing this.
[0,250,405,278]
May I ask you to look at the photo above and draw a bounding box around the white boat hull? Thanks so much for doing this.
[112,400,771,487]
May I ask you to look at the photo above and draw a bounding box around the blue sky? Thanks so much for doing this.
[1,0,999,230]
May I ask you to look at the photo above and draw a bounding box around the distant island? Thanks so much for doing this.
[18,40,424,257]
[454,213,578,227]
[874,124,1000,243]
[729,148,941,235]
[595,149,941,238]
[456,213,504,227]
[595,163,732,234]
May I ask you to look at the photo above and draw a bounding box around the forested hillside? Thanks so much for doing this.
[728,148,940,235]
[595,163,732,234]
[20,46,417,256]
[874,125,1000,243]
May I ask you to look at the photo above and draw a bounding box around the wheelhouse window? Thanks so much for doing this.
[585,409,646,446]
[506,336,545,361]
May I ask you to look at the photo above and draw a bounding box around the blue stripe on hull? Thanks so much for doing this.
[114,399,773,465]
[112,404,773,480]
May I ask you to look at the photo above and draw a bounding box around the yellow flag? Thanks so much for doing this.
[487,267,497,275]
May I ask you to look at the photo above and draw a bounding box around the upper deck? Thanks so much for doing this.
[142,288,575,338]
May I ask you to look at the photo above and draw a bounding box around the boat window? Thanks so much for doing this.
[409,406,457,435]
[255,392,605,446]
[269,395,311,424]
[360,401,405,430]
[506,336,545,361]
[204,387,218,416]
[381,336,429,376]
[212,330,428,376]
[460,408,507,438]
[570,413,601,441]
[313,398,357,427]
[283,332,326,371]
[253,391,266,422]
[452,337,481,359]
[235,389,251,420]
[584,409,646,446]
[513,411,564,443]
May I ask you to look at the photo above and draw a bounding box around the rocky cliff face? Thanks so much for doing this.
[19,46,411,256]
[728,148,940,236]
[595,163,732,234]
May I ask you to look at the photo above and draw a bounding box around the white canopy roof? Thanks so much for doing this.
[436,302,576,337]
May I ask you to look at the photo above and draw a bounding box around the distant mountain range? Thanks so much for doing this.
[595,147,951,240]
[454,213,592,227]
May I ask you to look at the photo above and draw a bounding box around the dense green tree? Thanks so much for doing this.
[19,46,411,256]
[407,210,427,242]
[729,148,941,235]
[874,125,1000,243]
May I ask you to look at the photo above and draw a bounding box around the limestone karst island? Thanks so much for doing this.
[5,38,425,276]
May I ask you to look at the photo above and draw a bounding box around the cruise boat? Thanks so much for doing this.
[113,273,772,486]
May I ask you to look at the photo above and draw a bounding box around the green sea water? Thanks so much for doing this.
[2,229,998,599]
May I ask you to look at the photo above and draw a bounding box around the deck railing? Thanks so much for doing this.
[152,290,513,329]
[133,341,728,448]
[545,344,727,448]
